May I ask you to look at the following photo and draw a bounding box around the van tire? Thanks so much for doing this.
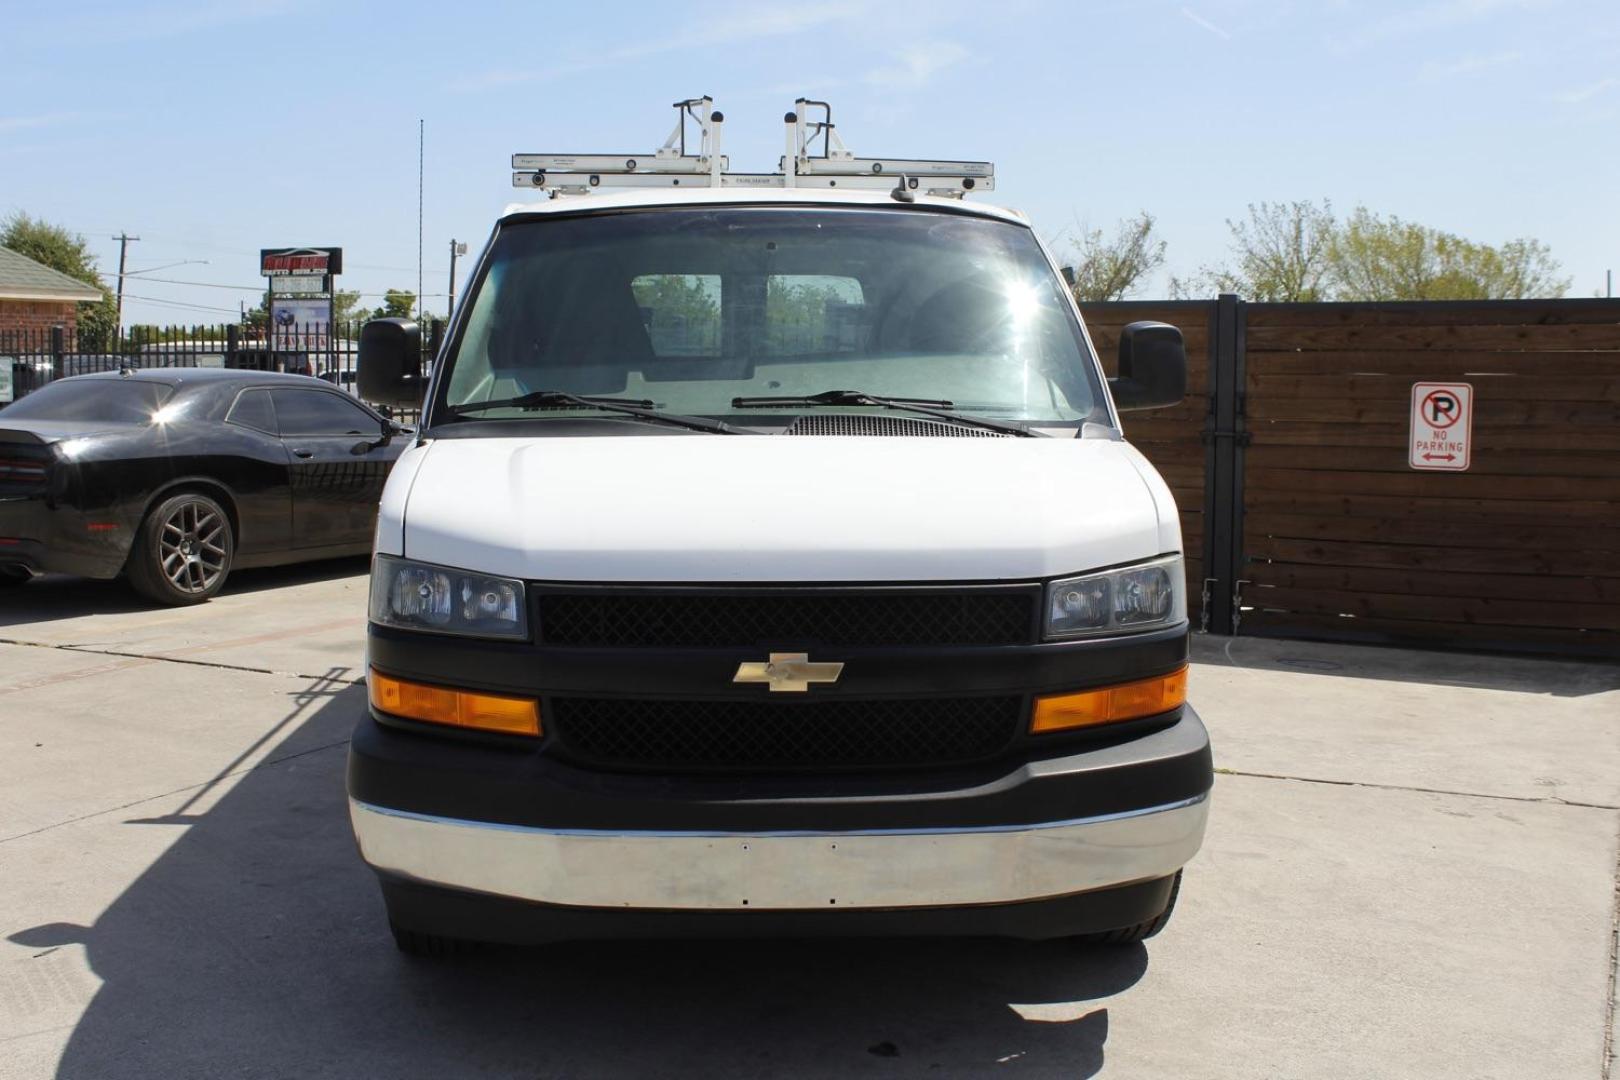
[0,565,31,587]
[127,492,235,605]
[1077,870,1182,945]
[389,920,474,960]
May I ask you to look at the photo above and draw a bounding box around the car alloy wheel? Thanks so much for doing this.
[158,498,229,595]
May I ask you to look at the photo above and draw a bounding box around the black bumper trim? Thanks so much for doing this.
[346,705,1212,833]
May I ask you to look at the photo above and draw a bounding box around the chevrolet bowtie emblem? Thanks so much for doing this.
[732,652,845,693]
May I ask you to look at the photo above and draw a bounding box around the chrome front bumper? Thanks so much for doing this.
[349,792,1209,911]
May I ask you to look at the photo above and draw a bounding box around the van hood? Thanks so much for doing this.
[388,434,1180,583]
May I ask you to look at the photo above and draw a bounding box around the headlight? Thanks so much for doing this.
[1044,556,1186,640]
[369,555,528,639]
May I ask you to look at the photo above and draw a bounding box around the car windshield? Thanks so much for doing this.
[0,379,174,422]
[436,207,1106,429]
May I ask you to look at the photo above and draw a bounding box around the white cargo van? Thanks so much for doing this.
[348,100,1211,956]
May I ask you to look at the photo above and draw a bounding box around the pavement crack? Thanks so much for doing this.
[0,738,349,846]
[1214,767,1620,811]
[1603,816,1618,1080]
[0,636,365,686]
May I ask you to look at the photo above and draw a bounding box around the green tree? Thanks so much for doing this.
[765,276,861,354]
[1064,212,1167,302]
[371,289,417,321]
[1175,200,1336,301]
[1328,208,1569,300]
[1,212,116,347]
[332,289,364,325]
[1177,200,1571,302]
[631,274,721,353]
[242,292,271,332]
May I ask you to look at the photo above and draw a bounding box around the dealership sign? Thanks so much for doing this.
[270,275,329,296]
[261,247,342,366]
[259,247,343,277]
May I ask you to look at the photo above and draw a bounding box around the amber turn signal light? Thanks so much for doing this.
[368,668,541,737]
[1031,666,1188,734]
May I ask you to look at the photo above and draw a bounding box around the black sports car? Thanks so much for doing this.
[0,368,409,604]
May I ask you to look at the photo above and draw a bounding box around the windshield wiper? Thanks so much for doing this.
[730,389,1038,437]
[447,390,745,435]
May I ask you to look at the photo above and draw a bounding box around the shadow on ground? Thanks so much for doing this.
[9,676,1146,1078]
[0,556,370,630]
[1193,632,1620,697]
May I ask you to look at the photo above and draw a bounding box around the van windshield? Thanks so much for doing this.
[437,207,1106,429]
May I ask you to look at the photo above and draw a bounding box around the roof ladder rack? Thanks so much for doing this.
[512,97,729,194]
[512,98,994,198]
[782,99,993,198]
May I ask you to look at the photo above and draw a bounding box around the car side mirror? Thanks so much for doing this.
[1109,321,1187,411]
[358,319,424,408]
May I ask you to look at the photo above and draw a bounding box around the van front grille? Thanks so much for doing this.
[536,589,1037,649]
[547,695,1024,773]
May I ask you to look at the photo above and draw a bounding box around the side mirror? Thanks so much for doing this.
[357,319,423,408]
[1109,321,1187,411]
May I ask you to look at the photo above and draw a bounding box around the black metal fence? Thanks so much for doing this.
[0,320,443,422]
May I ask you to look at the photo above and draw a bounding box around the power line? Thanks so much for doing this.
[65,225,437,274]
[120,275,453,296]
[118,293,243,315]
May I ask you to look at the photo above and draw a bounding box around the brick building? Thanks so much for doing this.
[0,245,104,338]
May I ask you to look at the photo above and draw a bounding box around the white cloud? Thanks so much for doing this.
[1418,50,1523,79]
[0,113,83,134]
[450,1,875,93]
[33,0,307,43]
[1180,7,1232,40]
[1555,76,1619,103]
[1333,0,1553,51]
[864,41,972,88]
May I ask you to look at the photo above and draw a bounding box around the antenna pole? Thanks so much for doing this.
[417,118,424,322]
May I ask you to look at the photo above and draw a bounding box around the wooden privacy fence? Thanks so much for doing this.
[1079,297,1620,657]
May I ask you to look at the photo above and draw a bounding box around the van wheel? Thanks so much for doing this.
[389,920,474,960]
[0,565,31,587]
[127,492,234,605]
[1077,871,1182,945]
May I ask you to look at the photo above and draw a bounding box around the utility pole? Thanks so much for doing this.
[447,239,468,317]
[112,233,139,344]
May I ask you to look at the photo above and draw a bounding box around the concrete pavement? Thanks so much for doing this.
[1,564,1616,1079]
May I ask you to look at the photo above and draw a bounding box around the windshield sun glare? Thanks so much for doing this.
[435,207,1105,431]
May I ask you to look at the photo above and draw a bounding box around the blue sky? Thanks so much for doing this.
[3,0,1617,325]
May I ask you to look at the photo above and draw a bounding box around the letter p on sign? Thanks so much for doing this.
[1409,382,1473,472]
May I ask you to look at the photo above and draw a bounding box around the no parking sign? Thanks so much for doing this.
[1409,382,1473,471]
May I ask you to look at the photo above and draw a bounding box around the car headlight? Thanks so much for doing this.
[1045,555,1186,640]
[369,555,528,640]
